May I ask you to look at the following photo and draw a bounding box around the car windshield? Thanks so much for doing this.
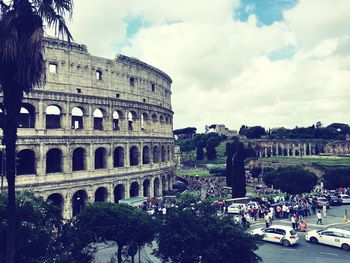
[342,196,350,199]
[289,230,297,235]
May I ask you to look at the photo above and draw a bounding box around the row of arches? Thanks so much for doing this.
[46,175,173,217]
[0,103,172,131]
[9,144,173,175]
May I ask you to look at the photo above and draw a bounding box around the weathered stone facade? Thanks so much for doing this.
[0,37,176,219]
[324,141,350,155]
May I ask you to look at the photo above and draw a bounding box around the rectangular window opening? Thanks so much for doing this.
[96,70,102,80]
[49,63,57,74]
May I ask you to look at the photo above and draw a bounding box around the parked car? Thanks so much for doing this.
[270,200,295,208]
[316,197,330,208]
[246,201,259,209]
[305,228,350,251]
[227,203,246,214]
[339,194,350,204]
[252,225,299,247]
[326,195,342,206]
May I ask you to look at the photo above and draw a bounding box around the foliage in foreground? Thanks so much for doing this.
[155,202,262,263]
[323,168,350,189]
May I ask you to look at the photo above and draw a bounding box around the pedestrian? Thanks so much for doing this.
[291,214,296,230]
[264,213,270,228]
[322,204,327,218]
[316,210,322,225]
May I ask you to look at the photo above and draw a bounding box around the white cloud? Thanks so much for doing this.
[63,0,350,132]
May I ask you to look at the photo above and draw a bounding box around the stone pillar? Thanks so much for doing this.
[125,142,129,167]
[287,145,290,156]
[37,143,46,176]
[64,192,73,220]
[86,104,93,131]
[264,148,268,157]
[107,144,113,169]
[65,101,70,130]
[150,178,155,198]
[139,179,144,197]
[88,144,94,171]
[36,100,45,130]
[125,180,130,199]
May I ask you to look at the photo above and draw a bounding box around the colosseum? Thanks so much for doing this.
[0,37,176,219]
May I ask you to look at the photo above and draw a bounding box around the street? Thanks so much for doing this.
[252,205,350,262]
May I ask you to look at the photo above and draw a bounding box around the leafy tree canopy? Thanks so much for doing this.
[324,168,350,189]
[155,201,262,263]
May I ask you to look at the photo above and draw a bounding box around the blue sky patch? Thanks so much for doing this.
[235,0,298,25]
[126,17,151,38]
[267,44,296,61]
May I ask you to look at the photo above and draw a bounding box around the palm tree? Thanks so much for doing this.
[0,1,73,262]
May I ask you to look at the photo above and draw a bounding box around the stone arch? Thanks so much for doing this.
[141,112,149,130]
[128,111,137,131]
[18,103,35,128]
[161,175,167,195]
[153,146,159,163]
[165,116,169,124]
[161,145,166,162]
[142,145,150,164]
[113,146,124,167]
[167,174,172,191]
[46,105,61,129]
[93,108,104,130]
[143,179,150,197]
[46,148,63,173]
[129,146,139,166]
[16,149,36,175]
[306,143,310,155]
[95,147,107,169]
[47,193,64,218]
[166,145,170,161]
[72,147,87,171]
[283,148,288,156]
[130,181,139,197]
[295,148,300,156]
[72,190,88,216]
[153,177,160,197]
[95,187,108,202]
[159,115,164,123]
[151,113,158,123]
[112,110,123,131]
[71,106,84,129]
[114,184,125,203]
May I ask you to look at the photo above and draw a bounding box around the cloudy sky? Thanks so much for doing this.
[61,0,350,132]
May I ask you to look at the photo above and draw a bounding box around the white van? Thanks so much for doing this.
[227,203,246,214]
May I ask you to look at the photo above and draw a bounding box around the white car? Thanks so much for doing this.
[251,225,299,247]
[339,194,350,204]
[246,201,259,209]
[227,203,246,214]
[305,228,350,251]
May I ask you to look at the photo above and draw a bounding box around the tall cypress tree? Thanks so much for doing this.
[196,141,205,160]
[232,140,246,197]
[225,143,234,187]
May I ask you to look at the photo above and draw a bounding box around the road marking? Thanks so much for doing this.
[281,248,300,252]
[319,252,338,256]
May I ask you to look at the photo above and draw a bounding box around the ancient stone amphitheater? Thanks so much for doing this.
[0,37,176,219]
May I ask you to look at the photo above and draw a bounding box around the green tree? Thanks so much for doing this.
[75,203,156,263]
[226,142,234,187]
[250,166,262,180]
[245,126,266,139]
[209,166,226,176]
[196,140,205,160]
[206,137,219,160]
[271,167,317,194]
[232,140,246,197]
[324,168,350,189]
[155,202,261,263]
[0,1,73,261]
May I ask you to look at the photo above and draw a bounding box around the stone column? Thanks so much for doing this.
[37,143,46,176]
[125,180,130,198]
[36,100,45,130]
[150,178,155,198]
[86,104,93,131]
[107,144,113,169]
[64,192,73,220]
[125,142,129,167]
[88,144,94,171]
[65,101,70,130]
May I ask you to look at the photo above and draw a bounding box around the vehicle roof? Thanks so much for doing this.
[229,203,246,206]
[327,228,350,234]
[267,225,294,230]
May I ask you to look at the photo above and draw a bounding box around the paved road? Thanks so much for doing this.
[252,205,350,263]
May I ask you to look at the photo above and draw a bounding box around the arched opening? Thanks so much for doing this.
[46,105,61,129]
[129,146,139,166]
[71,107,84,129]
[142,145,150,164]
[93,108,104,130]
[141,113,148,130]
[113,147,124,167]
[18,104,35,128]
[72,147,87,171]
[130,182,139,197]
[112,111,122,131]
[154,178,160,197]
[16,149,35,175]
[128,111,137,131]
[151,113,158,123]
[153,146,159,163]
[114,184,125,204]
[143,179,150,197]
[72,190,88,216]
[159,115,164,123]
[94,147,107,169]
[283,148,288,156]
[295,149,300,156]
[306,144,310,155]
[46,148,62,173]
[47,193,64,218]
[161,146,166,162]
[167,174,172,191]
[95,187,108,202]
[162,175,167,195]
[167,145,170,161]
[289,148,293,156]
